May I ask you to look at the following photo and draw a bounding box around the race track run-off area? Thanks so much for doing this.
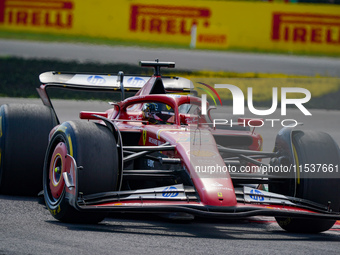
[1,39,340,77]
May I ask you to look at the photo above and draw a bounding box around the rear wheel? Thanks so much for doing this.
[43,120,119,223]
[0,104,57,195]
[271,130,340,233]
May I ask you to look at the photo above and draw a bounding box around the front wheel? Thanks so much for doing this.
[271,130,340,233]
[43,120,119,223]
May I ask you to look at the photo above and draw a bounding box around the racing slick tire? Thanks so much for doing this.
[271,130,340,233]
[43,120,119,224]
[0,104,57,195]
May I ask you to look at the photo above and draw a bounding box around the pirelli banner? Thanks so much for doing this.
[0,0,339,54]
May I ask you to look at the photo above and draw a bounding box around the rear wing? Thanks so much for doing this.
[39,71,193,93]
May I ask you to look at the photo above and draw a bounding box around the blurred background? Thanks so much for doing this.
[0,0,339,102]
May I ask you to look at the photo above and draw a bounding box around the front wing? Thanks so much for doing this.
[63,155,340,221]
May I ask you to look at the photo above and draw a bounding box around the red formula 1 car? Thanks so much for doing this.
[1,61,340,233]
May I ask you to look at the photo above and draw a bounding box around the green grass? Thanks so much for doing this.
[1,30,340,58]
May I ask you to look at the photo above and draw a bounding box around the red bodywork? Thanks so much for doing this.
[80,76,259,208]
[38,69,340,222]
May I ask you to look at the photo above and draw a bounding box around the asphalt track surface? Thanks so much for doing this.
[1,98,340,255]
[1,39,340,77]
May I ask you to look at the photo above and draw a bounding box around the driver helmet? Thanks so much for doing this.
[142,103,174,124]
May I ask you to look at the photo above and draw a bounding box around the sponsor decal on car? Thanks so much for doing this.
[212,182,223,187]
[142,129,147,145]
[162,186,179,197]
[244,187,295,205]
[87,75,106,85]
[118,184,185,200]
[249,189,265,202]
[166,94,181,98]
[148,137,164,146]
[127,77,146,87]
[147,159,154,168]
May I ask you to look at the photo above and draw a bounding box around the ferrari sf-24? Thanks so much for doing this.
[1,60,340,233]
